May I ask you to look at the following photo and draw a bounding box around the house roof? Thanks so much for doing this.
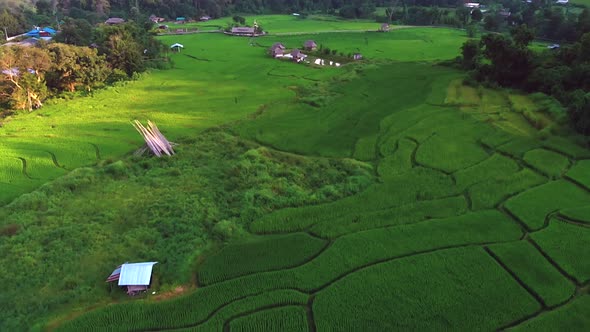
[170,43,184,48]
[231,27,255,33]
[381,23,390,27]
[272,42,285,49]
[118,262,158,286]
[176,17,186,21]
[105,17,125,24]
[43,27,56,34]
[291,49,306,57]
[304,40,316,47]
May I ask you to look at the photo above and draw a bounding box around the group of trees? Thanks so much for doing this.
[460,23,590,135]
[0,21,164,112]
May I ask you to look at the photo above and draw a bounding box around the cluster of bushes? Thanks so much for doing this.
[460,24,590,135]
[0,21,165,112]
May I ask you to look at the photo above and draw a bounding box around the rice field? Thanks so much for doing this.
[1,18,589,331]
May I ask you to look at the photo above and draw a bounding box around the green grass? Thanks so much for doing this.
[228,306,308,332]
[197,233,326,285]
[454,153,520,190]
[497,138,544,158]
[504,180,590,230]
[416,135,490,173]
[523,148,571,179]
[542,136,590,159]
[489,241,575,307]
[251,167,457,234]
[377,138,415,178]
[531,220,590,284]
[1,22,589,331]
[57,289,309,332]
[314,247,540,331]
[511,295,590,331]
[309,195,468,238]
[469,169,547,210]
[566,160,590,190]
[560,205,590,224]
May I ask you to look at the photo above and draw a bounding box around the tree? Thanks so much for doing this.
[456,7,471,27]
[0,9,24,37]
[54,18,93,46]
[385,0,399,23]
[461,39,480,69]
[466,23,477,38]
[232,15,245,25]
[0,46,51,111]
[480,33,533,86]
[471,9,483,22]
[568,89,590,135]
[511,24,535,47]
[46,44,110,92]
[483,14,501,31]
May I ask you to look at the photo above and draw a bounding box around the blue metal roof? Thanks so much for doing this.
[117,262,158,286]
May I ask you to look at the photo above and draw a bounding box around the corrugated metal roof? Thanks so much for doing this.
[118,262,157,286]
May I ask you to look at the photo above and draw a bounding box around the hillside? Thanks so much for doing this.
[0,23,589,331]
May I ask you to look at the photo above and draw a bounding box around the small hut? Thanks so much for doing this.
[230,27,256,36]
[291,49,307,62]
[170,43,184,52]
[380,23,390,32]
[107,262,158,296]
[105,17,125,25]
[269,42,286,57]
[353,53,363,60]
[303,40,317,51]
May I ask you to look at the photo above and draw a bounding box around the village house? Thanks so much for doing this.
[230,27,256,36]
[24,27,56,40]
[269,42,286,57]
[105,17,125,25]
[304,40,317,51]
[380,23,390,32]
[176,17,186,24]
[106,262,158,296]
[200,16,212,21]
[499,9,511,18]
[353,53,363,60]
[291,49,307,62]
[149,15,165,23]
[464,2,480,8]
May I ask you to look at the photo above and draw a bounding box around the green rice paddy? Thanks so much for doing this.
[1,18,589,331]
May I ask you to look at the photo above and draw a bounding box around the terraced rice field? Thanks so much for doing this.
[1,23,589,330]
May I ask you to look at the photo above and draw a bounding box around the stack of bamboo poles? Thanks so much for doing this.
[132,120,175,157]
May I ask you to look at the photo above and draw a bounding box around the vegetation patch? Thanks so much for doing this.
[523,148,570,179]
[511,295,590,331]
[314,247,539,331]
[197,233,326,285]
[504,180,590,230]
[468,169,546,210]
[228,305,309,332]
[454,153,520,190]
[489,241,575,307]
[531,221,590,284]
[566,160,590,190]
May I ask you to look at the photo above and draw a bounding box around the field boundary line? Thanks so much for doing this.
[139,289,308,332]
[222,304,307,332]
[484,247,547,308]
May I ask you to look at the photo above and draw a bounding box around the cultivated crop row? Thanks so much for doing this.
[198,233,326,285]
